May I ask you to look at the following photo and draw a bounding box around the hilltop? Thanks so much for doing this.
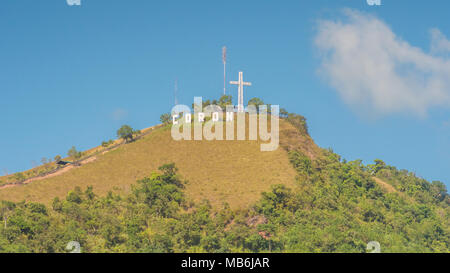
[0,114,319,209]
[0,110,448,253]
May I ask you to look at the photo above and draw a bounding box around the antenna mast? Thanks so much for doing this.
[222,46,227,95]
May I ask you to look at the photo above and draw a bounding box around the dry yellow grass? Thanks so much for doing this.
[0,118,319,209]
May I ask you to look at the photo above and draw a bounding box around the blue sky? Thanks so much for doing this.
[0,0,449,188]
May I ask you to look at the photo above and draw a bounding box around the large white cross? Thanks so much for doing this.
[230,71,252,112]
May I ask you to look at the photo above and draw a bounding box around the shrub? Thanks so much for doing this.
[14,172,26,182]
[286,113,309,135]
[280,108,289,118]
[102,139,115,147]
[54,155,62,163]
[218,95,233,109]
[117,125,138,143]
[160,113,172,125]
[68,146,83,161]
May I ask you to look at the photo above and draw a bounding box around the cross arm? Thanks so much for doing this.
[230,81,239,85]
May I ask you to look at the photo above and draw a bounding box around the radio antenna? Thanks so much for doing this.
[222,46,227,95]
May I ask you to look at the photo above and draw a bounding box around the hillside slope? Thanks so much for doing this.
[0,114,448,253]
[0,118,319,208]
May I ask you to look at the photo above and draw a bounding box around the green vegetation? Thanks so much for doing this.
[0,118,297,206]
[248,97,268,114]
[280,108,289,118]
[101,140,115,148]
[0,107,448,253]
[117,125,140,143]
[0,152,448,252]
[285,113,308,135]
[117,125,134,142]
[192,95,233,110]
[218,95,232,109]
[160,113,172,125]
[54,155,62,163]
[13,173,25,183]
[68,146,83,161]
[368,159,449,205]
[255,150,449,252]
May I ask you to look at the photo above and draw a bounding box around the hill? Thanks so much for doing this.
[0,115,319,209]
[0,112,448,253]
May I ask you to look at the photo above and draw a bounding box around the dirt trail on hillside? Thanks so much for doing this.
[0,156,97,190]
[0,124,162,192]
[372,177,397,193]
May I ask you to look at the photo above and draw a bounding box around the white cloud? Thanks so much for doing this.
[314,10,450,116]
[430,28,450,55]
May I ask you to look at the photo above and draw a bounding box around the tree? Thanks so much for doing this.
[68,146,82,161]
[117,125,135,143]
[66,188,83,204]
[160,113,172,125]
[14,172,25,182]
[431,181,448,202]
[54,155,62,163]
[372,159,386,174]
[286,113,309,135]
[202,99,211,108]
[0,201,15,229]
[248,97,265,112]
[218,95,232,110]
[132,163,185,218]
[280,108,289,118]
